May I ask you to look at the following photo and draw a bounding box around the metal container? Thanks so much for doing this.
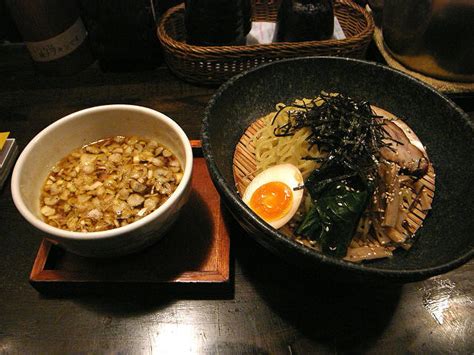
[382,0,474,82]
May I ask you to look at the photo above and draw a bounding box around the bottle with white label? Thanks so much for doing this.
[6,0,94,76]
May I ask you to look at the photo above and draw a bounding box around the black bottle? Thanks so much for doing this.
[185,0,252,46]
[79,0,161,72]
[275,0,334,42]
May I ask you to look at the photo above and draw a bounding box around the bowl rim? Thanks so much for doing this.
[201,56,473,280]
[11,104,193,240]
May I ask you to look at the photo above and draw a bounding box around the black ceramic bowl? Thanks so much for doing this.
[201,57,474,282]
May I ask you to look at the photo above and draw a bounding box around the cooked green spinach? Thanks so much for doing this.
[297,166,370,257]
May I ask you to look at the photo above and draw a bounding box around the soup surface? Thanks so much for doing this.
[40,136,183,232]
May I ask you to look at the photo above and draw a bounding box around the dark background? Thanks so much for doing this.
[0,0,182,43]
[0,0,182,72]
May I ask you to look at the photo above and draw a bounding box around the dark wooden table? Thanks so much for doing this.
[0,45,472,354]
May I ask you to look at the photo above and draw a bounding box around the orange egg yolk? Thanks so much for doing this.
[249,181,293,222]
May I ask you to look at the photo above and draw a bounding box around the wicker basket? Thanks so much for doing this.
[158,0,374,85]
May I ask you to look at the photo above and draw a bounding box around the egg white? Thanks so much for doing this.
[242,163,304,229]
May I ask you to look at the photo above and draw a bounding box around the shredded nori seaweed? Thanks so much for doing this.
[273,92,391,184]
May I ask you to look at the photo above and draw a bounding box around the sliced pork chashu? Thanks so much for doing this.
[372,106,429,177]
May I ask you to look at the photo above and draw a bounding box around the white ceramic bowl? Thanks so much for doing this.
[11,105,193,257]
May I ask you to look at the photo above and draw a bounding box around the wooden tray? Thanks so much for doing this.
[30,141,231,295]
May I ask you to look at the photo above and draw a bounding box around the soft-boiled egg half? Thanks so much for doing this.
[242,164,304,229]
